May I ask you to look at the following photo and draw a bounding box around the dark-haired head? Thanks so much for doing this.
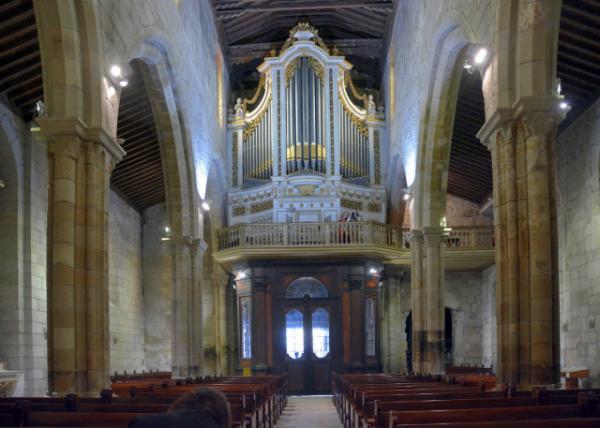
[168,387,231,427]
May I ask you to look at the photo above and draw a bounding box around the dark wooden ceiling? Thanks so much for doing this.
[557,0,600,133]
[0,0,42,121]
[111,60,165,212]
[213,0,396,94]
[448,69,491,204]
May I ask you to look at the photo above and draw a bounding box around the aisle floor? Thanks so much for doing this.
[276,395,342,428]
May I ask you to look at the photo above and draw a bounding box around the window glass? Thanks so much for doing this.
[312,307,330,358]
[365,297,376,356]
[286,309,304,359]
[285,276,328,298]
[241,297,251,359]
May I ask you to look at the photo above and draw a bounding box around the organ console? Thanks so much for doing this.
[227,23,386,224]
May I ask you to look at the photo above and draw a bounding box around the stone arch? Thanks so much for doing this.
[122,40,193,238]
[413,23,476,229]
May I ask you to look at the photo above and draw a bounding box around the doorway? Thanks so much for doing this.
[275,277,337,394]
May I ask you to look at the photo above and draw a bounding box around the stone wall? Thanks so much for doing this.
[381,267,493,372]
[0,103,48,395]
[445,271,483,366]
[481,264,496,369]
[108,191,145,373]
[142,203,172,371]
[446,194,493,227]
[556,97,600,386]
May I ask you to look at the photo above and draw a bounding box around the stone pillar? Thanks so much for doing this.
[423,227,445,375]
[407,230,424,373]
[170,236,206,378]
[408,228,445,375]
[37,118,124,394]
[212,267,231,375]
[478,102,562,388]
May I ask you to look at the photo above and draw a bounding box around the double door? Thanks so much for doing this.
[276,298,337,394]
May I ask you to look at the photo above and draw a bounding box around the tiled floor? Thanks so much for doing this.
[276,395,342,428]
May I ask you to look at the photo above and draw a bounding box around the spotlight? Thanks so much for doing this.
[369,267,378,276]
[463,59,474,73]
[474,48,488,65]
[559,101,570,110]
[110,65,122,77]
[201,200,210,211]
[119,79,129,87]
[238,271,247,280]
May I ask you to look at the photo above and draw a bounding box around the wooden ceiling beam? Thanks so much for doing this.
[562,4,600,25]
[0,63,41,91]
[0,36,38,62]
[216,1,394,18]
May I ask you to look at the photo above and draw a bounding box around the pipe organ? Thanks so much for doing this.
[227,23,386,225]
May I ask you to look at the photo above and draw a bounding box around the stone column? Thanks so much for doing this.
[212,266,232,375]
[407,230,424,373]
[478,102,562,388]
[422,227,445,375]
[37,118,124,394]
[170,236,206,378]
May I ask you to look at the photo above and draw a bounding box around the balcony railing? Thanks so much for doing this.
[216,222,495,253]
[216,221,405,251]
[443,226,495,249]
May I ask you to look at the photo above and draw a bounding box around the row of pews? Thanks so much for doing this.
[0,372,288,427]
[332,372,600,428]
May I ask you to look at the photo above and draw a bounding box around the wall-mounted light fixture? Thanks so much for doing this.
[401,189,412,201]
[161,225,171,241]
[201,200,211,211]
[464,46,491,74]
[369,267,379,276]
[108,63,132,89]
[0,179,5,189]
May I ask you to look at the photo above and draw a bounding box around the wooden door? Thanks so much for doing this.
[279,297,336,394]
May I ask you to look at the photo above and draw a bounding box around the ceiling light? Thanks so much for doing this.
[119,79,129,87]
[110,65,122,77]
[559,101,570,110]
[201,201,210,211]
[474,48,488,65]
[369,268,378,275]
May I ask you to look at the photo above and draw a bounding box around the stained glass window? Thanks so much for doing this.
[286,309,304,359]
[285,277,328,299]
[365,297,376,356]
[312,308,330,358]
[241,297,251,359]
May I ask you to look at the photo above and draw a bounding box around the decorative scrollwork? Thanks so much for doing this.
[280,22,329,55]
[243,97,271,139]
[341,198,363,210]
[251,200,273,213]
[242,75,265,109]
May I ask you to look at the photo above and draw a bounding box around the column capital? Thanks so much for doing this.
[477,97,567,148]
[34,117,126,163]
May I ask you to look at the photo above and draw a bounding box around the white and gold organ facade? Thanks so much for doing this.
[227,24,386,225]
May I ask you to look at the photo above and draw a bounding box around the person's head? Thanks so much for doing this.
[168,387,231,428]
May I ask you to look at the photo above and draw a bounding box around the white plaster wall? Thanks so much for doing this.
[0,102,48,395]
[556,97,600,386]
[108,190,145,373]
[142,202,172,371]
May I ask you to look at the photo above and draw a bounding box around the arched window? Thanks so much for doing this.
[365,297,376,356]
[285,276,328,299]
